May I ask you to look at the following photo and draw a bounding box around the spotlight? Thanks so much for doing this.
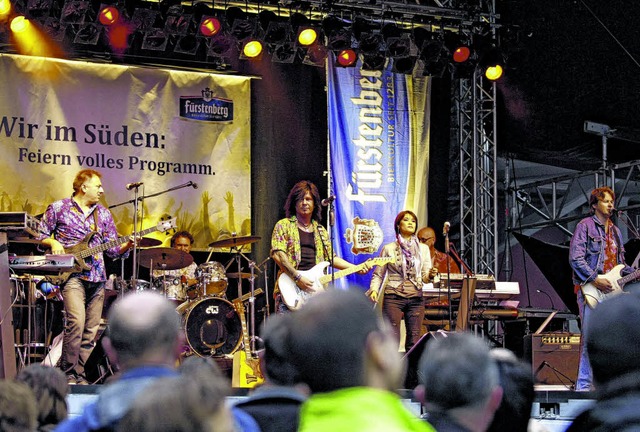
[164,9,193,35]
[142,28,168,51]
[27,0,54,18]
[336,48,357,67]
[174,34,199,55]
[361,51,386,71]
[297,27,318,47]
[302,44,327,67]
[61,0,92,24]
[131,8,160,32]
[199,16,221,37]
[73,23,101,45]
[10,15,29,33]
[264,21,291,46]
[358,32,382,53]
[98,5,119,26]
[241,38,263,59]
[208,33,234,58]
[326,29,351,51]
[0,0,11,21]
[271,41,298,63]
[479,45,505,81]
[392,56,416,74]
[230,18,254,42]
[42,17,67,41]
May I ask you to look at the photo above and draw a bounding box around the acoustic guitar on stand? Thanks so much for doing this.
[581,264,640,309]
[231,298,264,388]
[278,257,395,310]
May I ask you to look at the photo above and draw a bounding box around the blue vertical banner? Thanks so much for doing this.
[327,56,431,289]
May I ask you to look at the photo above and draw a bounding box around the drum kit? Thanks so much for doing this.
[123,234,267,358]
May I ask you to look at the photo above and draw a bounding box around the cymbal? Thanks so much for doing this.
[208,235,261,248]
[226,272,252,279]
[138,248,194,271]
[138,237,162,248]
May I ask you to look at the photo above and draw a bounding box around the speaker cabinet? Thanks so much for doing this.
[524,333,580,386]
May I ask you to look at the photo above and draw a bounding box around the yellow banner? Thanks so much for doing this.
[0,54,251,249]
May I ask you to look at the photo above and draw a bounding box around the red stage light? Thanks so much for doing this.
[200,17,221,37]
[452,46,470,63]
[99,6,119,26]
[336,49,357,67]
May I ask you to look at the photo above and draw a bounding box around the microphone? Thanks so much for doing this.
[321,195,336,206]
[126,182,143,190]
[536,289,556,310]
[443,221,450,235]
[190,181,198,189]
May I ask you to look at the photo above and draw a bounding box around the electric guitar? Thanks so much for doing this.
[52,218,176,285]
[581,264,640,309]
[278,257,395,310]
[231,299,264,388]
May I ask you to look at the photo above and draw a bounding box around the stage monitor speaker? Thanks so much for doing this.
[403,330,450,389]
[524,333,580,386]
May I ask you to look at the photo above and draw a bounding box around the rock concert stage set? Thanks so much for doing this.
[0,211,591,428]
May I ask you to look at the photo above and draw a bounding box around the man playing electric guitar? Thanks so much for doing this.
[569,186,640,392]
[270,181,371,313]
[38,169,136,385]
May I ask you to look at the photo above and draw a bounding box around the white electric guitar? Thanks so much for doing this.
[278,257,395,310]
[581,264,640,309]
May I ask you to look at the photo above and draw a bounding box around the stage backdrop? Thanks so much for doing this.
[0,54,251,250]
[328,57,431,288]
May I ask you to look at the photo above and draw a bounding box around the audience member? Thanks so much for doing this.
[567,291,640,431]
[116,373,234,432]
[416,332,503,432]
[15,364,69,431]
[486,348,535,432]
[0,380,38,432]
[54,291,183,432]
[234,313,309,432]
[287,288,435,432]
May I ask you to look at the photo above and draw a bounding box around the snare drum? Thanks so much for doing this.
[196,262,228,297]
[182,297,242,357]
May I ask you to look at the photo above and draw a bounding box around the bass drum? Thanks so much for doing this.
[183,297,242,357]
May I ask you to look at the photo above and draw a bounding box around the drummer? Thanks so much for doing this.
[152,231,199,301]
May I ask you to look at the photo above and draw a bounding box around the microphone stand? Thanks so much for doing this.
[328,199,336,288]
[443,226,452,330]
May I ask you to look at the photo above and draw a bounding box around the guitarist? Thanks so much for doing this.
[271,181,370,314]
[569,186,637,392]
[37,169,135,385]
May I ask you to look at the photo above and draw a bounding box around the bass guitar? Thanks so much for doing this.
[581,264,640,309]
[52,218,176,285]
[279,257,395,310]
[231,298,264,388]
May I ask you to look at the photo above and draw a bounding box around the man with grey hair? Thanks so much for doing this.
[54,291,184,432]
[415,332,503,432]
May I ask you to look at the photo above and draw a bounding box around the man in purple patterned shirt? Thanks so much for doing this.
[38,169,134,385]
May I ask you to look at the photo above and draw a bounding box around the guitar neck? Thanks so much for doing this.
[234,301,252,356]
[620,269,640,286]
[77,225,158,259]
[318,262,367,285]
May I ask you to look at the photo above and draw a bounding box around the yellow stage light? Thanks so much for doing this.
[297,28,317,47]
[242,40,263,58]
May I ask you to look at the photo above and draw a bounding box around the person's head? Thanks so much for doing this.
[286,288,403,393]
[178,355,224,379]
[589,186,615,217]
[15,364,69,428]
[72,169,103,203]
[417,227,436,250]
[116,374,233,432]
[416,332,502,432]
[0,380,37,432]
[103,291,183,369]
[284,180,322,222]
[171,230,195,253]
[587,291,640,386]
[486,348,534,432]
[260,313,302,386]
[394,210,418,237]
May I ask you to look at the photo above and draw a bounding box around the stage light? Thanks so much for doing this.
[174,34,199,55]
[453,46,470,63]
[131,8,160,32]
[230,18,254,42]
[272,41,298,63]
[297,27,317,47]
[485,64,503,81]
[42,17,67,41]
[98,5,119,26]
[164,8,193,35]
[73,22,101,45]
[10,15,29,33]
[336,48,357,67]
[264,21,291,46]
[0,0,11,21]
[361,51,386,71]
[241,38,263,59]
[61,0,92,24]
[208,33,234,58]
[392,56,416,74]
[479,45,505,81]
[358,32,382,53]
[302,44,327,67]
[142,28,168,51]
[199,16,221,37]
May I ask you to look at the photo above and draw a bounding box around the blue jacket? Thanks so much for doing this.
[569,215,632,285]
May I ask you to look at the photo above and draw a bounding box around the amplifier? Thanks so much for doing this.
[524,332,580,386]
